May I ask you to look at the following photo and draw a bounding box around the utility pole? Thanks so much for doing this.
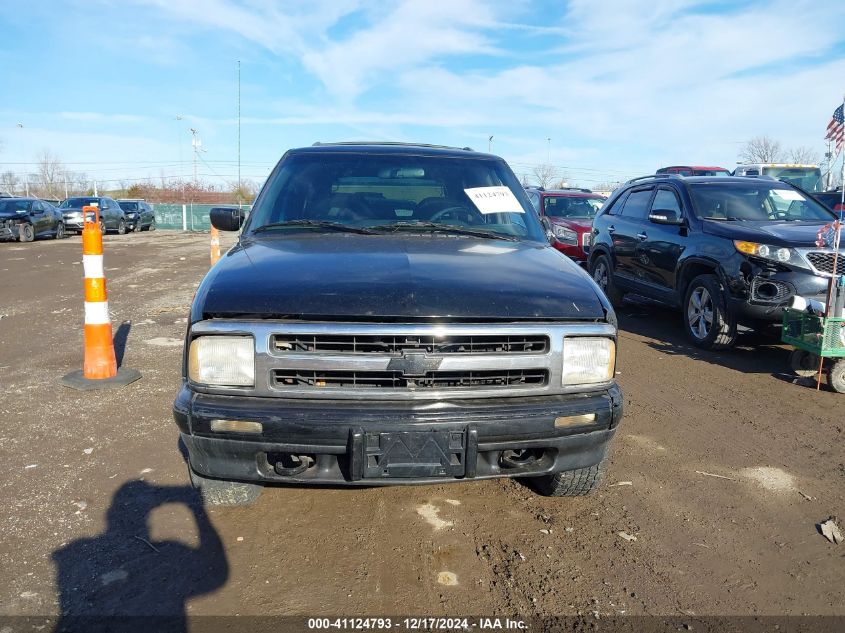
[547,137,551,163]
[488,135,493,153]
[237,60,242,199]
[190,128,200,183]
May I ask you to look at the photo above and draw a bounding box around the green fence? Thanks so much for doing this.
[152,203,251,231]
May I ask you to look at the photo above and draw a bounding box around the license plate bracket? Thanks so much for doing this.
[362,430,466,479]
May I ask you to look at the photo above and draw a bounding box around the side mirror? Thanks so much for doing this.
[648,208,683,225]
[539,216,556,244]
[210,207,245,231]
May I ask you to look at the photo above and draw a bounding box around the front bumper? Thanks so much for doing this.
[553,241,589,262]
[1,223,20,240]
[173,383,623,486]
[728,268,831,323]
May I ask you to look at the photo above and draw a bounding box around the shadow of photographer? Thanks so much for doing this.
[52,480,228,633]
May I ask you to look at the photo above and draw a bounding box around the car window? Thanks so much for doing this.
[688,183,835,221]
[247,152,545,241]
[651,189,682,216]
[544,196,604,219]
[601,191,628,216]
[620,189,653,219]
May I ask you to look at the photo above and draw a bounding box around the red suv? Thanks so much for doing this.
[525,187,606,263]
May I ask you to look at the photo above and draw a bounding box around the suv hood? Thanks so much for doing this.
[193,234,609,321]
[702,220,832,247]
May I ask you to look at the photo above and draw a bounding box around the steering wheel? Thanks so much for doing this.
[429,205,485,225]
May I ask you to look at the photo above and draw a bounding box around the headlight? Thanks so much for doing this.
[562,337,615,385]
[733,241,796,265]
[188,336,254,386]
[554,226,578,245]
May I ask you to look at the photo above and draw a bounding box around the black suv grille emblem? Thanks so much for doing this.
[386,351,444,377]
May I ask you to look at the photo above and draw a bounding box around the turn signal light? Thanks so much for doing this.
[210,419,263,434]
[554,413,597,428]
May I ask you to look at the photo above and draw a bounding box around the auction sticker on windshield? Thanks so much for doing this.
[464,186,524,214]
[772,189,805,201]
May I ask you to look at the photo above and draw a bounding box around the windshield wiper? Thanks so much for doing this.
[368,221,519,241]
[251,220,376,234]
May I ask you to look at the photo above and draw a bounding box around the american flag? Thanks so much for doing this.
[826,104,844,154]
[816,220,841,248]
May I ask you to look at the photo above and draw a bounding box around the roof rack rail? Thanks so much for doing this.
[557,187,594,193]
[311,141,475,151]
[625,173,682,184]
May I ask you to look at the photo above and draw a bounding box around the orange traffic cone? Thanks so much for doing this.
[210,225,221,266]
[62,206,141,390]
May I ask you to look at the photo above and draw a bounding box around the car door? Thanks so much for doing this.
[636,186,687,295]
[31,201,49,235]
[103,199,118,228]
[610,187,654,290]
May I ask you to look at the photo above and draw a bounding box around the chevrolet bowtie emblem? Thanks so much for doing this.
[386,351,443,377]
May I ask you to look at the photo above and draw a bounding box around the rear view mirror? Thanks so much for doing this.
[539,216,556,244]
[210,207,245,231]
[649,208,683,225]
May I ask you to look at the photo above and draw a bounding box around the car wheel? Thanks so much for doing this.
[188,467,262,507]
[529,459,607,497]
[790,349,821,378]
[99,218,106,234]
[148,217,156,231]
[19,223,35,242]
[828,359,845,394]
[683,273,737,350]
[117,218,127,235]
[590,255,625,306]
[54,222,65,240]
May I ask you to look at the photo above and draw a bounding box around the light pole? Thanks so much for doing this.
[189,128,200,184]
[16,123,27,196]
[546,137,551,163]
[488,135,493,153]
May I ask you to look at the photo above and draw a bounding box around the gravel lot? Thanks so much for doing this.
[0,231,842,624]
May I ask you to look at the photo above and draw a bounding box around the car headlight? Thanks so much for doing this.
[562,337,615,385]
[188,336,254,386]
[554,226,578,245]
[733,241,802,266]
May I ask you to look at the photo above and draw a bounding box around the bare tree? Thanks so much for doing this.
[740,136,783,163]
[1,170,20,195]
[786,146,819,164]
[531,163,559,188]
[34,149,65,198]
[552,175,572,189]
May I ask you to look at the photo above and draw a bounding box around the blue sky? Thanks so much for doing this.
[1,0,845,190]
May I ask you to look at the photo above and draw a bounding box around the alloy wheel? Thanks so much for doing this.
[687,286,714,340]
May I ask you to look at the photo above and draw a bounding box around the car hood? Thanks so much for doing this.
[702,220,833,247]
[192,234,610,322]
[550,218,592,231]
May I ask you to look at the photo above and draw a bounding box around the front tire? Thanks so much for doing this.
[529,460,607,497]
[590,254,625,306]
[117,218,127,235]
[54,222,65,239]
[189,468,262,507]
[19,223,34,242]
[683,273,737,350]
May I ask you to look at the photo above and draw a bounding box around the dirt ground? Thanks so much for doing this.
[1,231,843,624]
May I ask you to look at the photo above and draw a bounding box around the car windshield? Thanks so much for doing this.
[762,167,822,192]
[689,183,835,222]
[543,196,604,219]
[119,202,138,210]
[0,199,32,213]
[60,197,99,208]
[245,152,544,241]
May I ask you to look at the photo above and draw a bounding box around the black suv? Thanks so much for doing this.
[589,174,840,349]
[173,142,622,506]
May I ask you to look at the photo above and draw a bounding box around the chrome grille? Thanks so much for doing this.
[272,333,548,354]
[806,252,845,276]
[273,369,548,390]
[188,320,616,400]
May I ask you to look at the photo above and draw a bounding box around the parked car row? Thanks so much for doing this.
[1,196,156,242]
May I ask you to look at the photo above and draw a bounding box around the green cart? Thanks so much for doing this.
[782,308,845,393]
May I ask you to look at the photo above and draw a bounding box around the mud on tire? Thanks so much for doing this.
[189,468,262,507]
[529,460,607,497]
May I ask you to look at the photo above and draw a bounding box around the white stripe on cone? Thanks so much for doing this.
[82,254,104,279]
[84,301,110,325]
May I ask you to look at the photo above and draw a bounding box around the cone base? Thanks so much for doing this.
[61,367,142,391]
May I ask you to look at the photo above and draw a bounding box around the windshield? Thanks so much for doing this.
[60,197,100,208]
[245,152,544,241]
[689,182,835,222]
[118,202,138,210]
[0,199,32,213]
[762,167,822,192]
[543,196,604,219]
